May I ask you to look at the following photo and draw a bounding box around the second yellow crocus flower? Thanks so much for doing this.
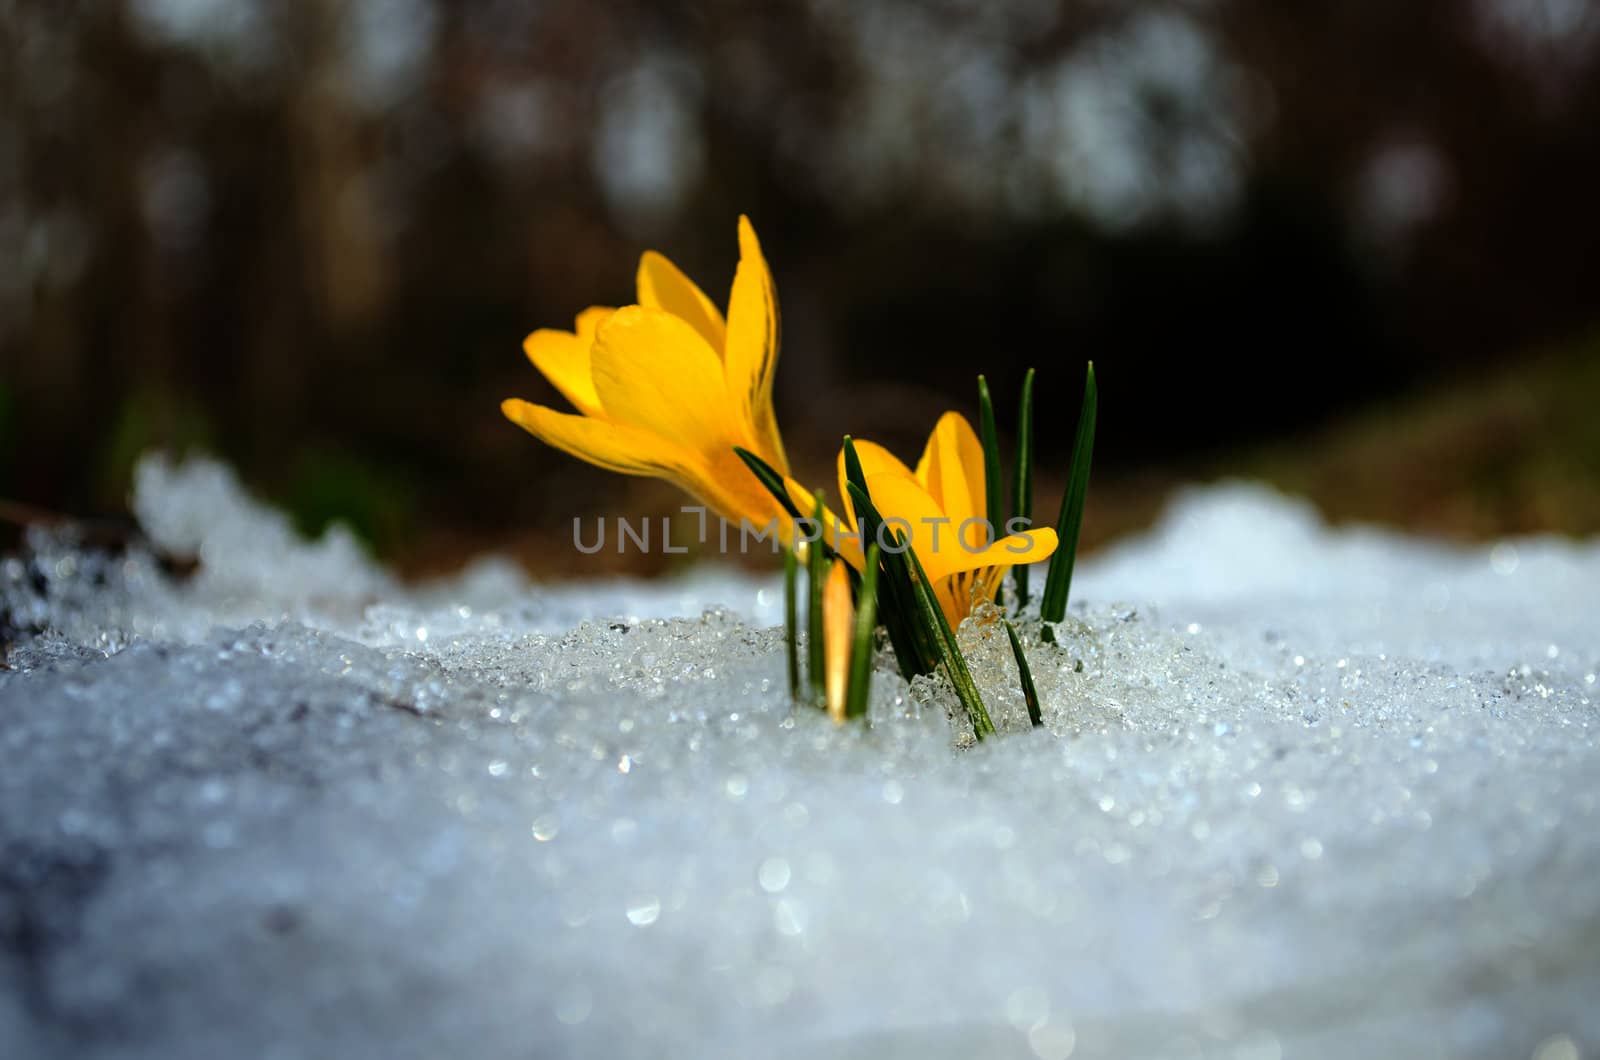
[800,413,1058,627]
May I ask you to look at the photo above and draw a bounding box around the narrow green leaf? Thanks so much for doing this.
[806,490,827,707]
[849,497,926,678]
[1011,367,1036,610]
[845,478,938,677]
[977,375,1006,609]
[841,434,867,500]
[844,544,881,719]
[903,542,996,740]
[1040,361,1097,625]
[783,546,800,699]
[843,436,938,676]
[977,375,1005,540]
[732,446,802,519]
[869,581,923,681]
[1003,619,1042,727]
[735,445,841,567]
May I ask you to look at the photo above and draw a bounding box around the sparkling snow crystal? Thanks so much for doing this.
[2,456,1596,1059]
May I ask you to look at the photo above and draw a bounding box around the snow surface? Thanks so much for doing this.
[2,455,1597,1060]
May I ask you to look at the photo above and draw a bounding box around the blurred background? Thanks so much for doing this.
[2,0,1598,576]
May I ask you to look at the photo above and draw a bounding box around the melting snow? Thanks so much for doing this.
[1,455,1596,1059]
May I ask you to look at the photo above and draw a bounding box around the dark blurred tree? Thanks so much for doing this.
[1,0,1597,562]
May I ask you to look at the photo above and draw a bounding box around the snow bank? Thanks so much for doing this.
[1,456,1595,1059]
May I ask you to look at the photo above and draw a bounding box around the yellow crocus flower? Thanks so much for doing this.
[819,412,1058,626]
[502,216,791,531]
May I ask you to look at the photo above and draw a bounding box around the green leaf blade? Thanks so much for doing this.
[977,375,1005,541]
[903,542,995,740]
[977,375,1006,610]
[1011,367,1036,610]
[844,438,939,677]
[806,490,827,708]
[783,546,800,699]
[733,446,802,520]
[1040,361,1097,625]
[1003,619,1042,727]
[845,479,938,677]
[845,544,881,719]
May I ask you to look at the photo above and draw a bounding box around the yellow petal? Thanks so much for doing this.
[781,476,814,521]
[932,575,969,628]
[520,306,614,417]
[651,450,811,557]
[857,472,966,583]
[833,437,918,533]
[864,473,1059,586]
[841,438,918,483]
[685,446,795,532]
[930,529,1059,623]
[574,305,614,344]
[590,305,739,456]
[636,251,727,354]
[822,558,854,723]
[724,216,788,472]
[933,562,1020,627]
[501,398,689,476]
[915,412,987,539]
[964,526,1060,571]
[504,401,788,534]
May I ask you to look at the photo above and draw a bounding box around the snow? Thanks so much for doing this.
[2,455,1596,1060]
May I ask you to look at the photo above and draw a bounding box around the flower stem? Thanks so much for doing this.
[783,546,800,699]
[807,490,827,708]
[845,545,881,720]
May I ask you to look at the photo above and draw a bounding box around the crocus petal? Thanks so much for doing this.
[591,305,741,456]
[504,399,787,534]
[915,412,987,539]
[834,438,918,532]
[679,446,797,533]
[932,565,1009,628]
[932,573,974,629]
[863,474,1060,587]
[724,216,788,472]
[574,305,614,344]
[501,398,690,476]
[857,471,970,584]
[636,251,727,355]
[822,558,854,722]
[959,526,1060,572]
[521,306,614,417]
